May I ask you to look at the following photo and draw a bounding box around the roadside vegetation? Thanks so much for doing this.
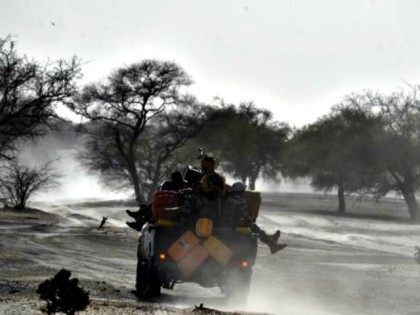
[1,36,420,222]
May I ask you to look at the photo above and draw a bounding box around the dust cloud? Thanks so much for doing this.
[17,123,127,203]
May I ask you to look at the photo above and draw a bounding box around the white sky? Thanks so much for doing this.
[2,0,420,127]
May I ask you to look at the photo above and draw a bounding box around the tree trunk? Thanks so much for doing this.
[15,194,26,210]
[248,166,260,191]
[114,130,145,206]
[401,188,420,222]
[14,204,25,210]
[337,185,345,213]
[15,200,25,210]
[147,158,163,202]
[249,177,257,191]
[127,160,145,206]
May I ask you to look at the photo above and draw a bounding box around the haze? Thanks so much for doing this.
[2,0,419,126]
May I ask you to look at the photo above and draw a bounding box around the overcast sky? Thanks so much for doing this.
[2,0,420,126]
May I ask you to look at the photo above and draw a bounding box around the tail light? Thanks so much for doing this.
[158,252,167,261]
[241,260,249,268]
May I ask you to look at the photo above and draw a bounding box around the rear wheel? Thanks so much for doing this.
[136,257,161,298]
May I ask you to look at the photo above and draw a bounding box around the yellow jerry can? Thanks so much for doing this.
[234,226,252,234]
[157,219,175,228]
[167,231,199,263]
[195,217,213,238]
[203,235,233,266]
[177,244,209,277]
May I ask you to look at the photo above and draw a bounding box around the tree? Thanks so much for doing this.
[349,89,420,221]
[0,36,80,160]
[78,103,206,202]
[281,106,381,213]
[197,101,289,190]
[0,161,60,210]
[139,106,207,201]
[70,60,193,204]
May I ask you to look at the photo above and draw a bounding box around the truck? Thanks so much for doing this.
[135,166,261,300]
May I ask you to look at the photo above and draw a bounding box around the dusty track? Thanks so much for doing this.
[1,193,420,314]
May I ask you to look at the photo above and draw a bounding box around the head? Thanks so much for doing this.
[171,171,184,183]
[201,155,216,173]
[231,181,246,194]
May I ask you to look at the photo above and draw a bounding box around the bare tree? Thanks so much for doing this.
[348,89,420,221]
[0,36,80,160]
[0,161,60,210]
[78,102,207,202]
[140,106,207,200]
[70,60,193,204]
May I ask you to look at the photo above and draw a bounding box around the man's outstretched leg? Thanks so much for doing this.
[251,223,287,254]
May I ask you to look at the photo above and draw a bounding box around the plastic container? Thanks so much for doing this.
[167,231,199,263]
[152,191,178,220]
[234,226,252,234]
[177,244,209,277]
[157,219,176,228]
[159,206,182,220]
[203,235,233,266]
[195,218,213,238]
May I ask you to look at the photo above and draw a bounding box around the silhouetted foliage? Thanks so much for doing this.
[196,101,290,189]
[348,89,420,221]
[137,106,207,201]
[0,161,59,210]
[282,105,382,212]
[0,36,80,160]
[79,104,206,202]
[37,269,90,315]
[71,60,203,204]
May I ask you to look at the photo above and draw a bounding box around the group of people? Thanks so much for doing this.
[126,154,287,254]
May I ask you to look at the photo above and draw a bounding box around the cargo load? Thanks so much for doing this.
[134,159,270,301]
[177,244,209,277]
[203,235,233,266]
[195,218,213,238]
[152,191,179,220]
[167,230,199,263]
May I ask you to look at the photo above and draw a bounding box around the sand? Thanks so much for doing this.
[1,193,420,314]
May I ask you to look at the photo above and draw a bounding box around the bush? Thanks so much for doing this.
[37,269,90,315]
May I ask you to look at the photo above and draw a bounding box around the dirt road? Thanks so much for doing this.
[1,193,420,314]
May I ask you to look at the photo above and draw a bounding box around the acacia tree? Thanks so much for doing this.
[197,102,289,190]
[78,103,206,202]
[140,106,207,200]
[349,89,420,221]
[0,36,80,159]
[70,60,196,204]
[281,106,381,213]
[0,161,59,210]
